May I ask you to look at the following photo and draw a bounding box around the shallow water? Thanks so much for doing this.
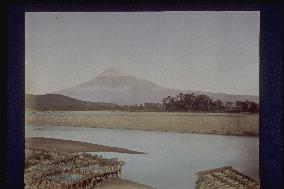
[26,125,259,189]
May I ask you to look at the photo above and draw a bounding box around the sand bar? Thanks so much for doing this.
[25,137,145,154]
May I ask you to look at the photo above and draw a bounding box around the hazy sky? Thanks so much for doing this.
[25,11,259,95]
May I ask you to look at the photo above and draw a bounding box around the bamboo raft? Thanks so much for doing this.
[195,166,259,189]
[25,147,125,189]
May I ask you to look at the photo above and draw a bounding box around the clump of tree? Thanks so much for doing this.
[162,93,224,112]
[162,93,259,113]
[235,100,259,113]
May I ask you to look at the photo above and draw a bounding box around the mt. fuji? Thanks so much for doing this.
[55,68,258,105]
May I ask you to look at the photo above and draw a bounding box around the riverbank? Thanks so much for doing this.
[96,178,156,189]
[25,125,259,189]
[25,111,259,136]
[25,137,145,154]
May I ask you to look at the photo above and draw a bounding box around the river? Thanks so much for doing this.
[25,125,259,189]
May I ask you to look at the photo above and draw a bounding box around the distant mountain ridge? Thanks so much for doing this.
[55,68,259,105]
[25,94,121,111]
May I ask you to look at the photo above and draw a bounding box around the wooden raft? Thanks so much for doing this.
[195,166,259,189]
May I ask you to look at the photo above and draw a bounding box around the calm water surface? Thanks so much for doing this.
[26,125,259,189]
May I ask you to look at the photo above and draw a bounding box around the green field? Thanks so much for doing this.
[25,111,259,136]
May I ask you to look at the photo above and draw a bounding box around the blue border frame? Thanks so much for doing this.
[259,5,283,188]
[6,4,283,189]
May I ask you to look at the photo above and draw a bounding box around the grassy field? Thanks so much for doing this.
[25,111,259,136]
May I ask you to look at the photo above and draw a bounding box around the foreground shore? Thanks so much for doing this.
[26,111,259,136]
[25,137,152,189]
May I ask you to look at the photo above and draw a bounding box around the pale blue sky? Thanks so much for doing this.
[25,11,259,95]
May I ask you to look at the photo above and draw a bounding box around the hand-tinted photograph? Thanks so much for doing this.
[25,11,260,189]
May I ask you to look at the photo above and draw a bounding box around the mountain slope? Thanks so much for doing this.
[55,69,259,105]
[25,94,121,111]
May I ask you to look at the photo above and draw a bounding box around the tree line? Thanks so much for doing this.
[162,93,259,113]
[26,93,259,113]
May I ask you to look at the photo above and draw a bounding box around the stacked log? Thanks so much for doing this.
[25,148,125,189]
[195,166,259,189]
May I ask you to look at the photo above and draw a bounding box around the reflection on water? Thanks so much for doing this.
[26,125,259,189]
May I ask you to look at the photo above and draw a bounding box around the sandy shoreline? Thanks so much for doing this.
[25,137,145,154]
